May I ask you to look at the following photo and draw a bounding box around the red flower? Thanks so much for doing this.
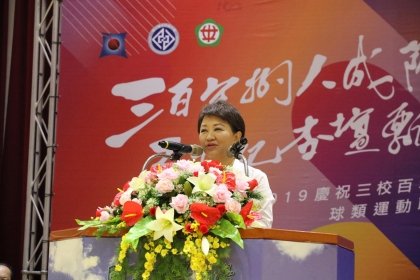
[199,224,209,235]
[149,207,157,217]
[190,203,221,226]
[201,160,222,172]
[150,162,173,174]
[216,204,226,215]
[121,201,143,226]
[216,171,236,191]
[247,179,259,191]
[113,192,122,207]
[95,207,105,217]
[185,223,194,233]
[239,201,255,227]
[122,181,131,191]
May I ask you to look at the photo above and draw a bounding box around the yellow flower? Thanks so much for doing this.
[161,249,168,257]
[146,207,183,242]
[142,270,150,279]
[145,252,156,262]
[195,238,201,247]
[164,239,172,249]
[144,243,150,250]
[115,264,122,271]
[171,248,178,255]
[144,262,154,271]
[154,244,162,253]
[207,254,217,264]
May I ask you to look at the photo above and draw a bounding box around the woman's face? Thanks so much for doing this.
[199,115,241,165]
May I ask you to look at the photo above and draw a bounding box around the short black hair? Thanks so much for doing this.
[198,99,245,137]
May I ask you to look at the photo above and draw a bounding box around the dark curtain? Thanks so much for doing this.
[0,0,35,278]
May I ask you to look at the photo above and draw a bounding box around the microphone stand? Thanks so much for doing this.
[229,137,249,177]
[235,153,249,177]
[142,151,184,171]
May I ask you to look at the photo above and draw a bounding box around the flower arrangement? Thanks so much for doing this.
[76,159,264,280]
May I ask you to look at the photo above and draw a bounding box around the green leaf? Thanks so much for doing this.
[183,181,192,196]
[124,216,154,248]
[75,219,102,230]
[210,218,244,249]
[224,212,246,229]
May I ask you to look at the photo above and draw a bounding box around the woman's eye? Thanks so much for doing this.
[200,129,207,133]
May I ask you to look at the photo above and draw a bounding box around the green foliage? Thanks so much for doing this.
[75,219,102,230]
[124,216,153,248]
[183,181,192,196]
[110,233,235,280]
[211,218,244,249]
[224,212,246,229]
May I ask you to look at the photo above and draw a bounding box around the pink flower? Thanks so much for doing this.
[157,167,179,180]
[208,167,222,177]
[99,211,111,222]
[225,198,241,213]
[145,172,157,183]
[212,184,232,203]
[250,211,262,221]
[170,194,189,214]
[187,164,204,174]
[235,178,249,197]
[155,178,174,194]
[175,159,193,170]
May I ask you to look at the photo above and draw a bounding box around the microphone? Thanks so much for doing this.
[227,137,248,158]
[158,141,204,156]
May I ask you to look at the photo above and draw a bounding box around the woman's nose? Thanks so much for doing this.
[206,131,215,140]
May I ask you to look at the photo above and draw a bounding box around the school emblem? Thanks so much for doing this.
[195,19,224,47]
[148,23,179,55]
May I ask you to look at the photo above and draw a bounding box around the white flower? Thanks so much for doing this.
[146,207,183,242]
[129,170,149,191]
[120,188,133,206]
[187,171,217,196]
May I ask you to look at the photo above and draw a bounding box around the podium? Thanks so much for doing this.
[48,228,354,279]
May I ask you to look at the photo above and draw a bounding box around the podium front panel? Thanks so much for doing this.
[48,236,354,279]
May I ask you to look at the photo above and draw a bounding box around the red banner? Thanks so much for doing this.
[54,1,420,278]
